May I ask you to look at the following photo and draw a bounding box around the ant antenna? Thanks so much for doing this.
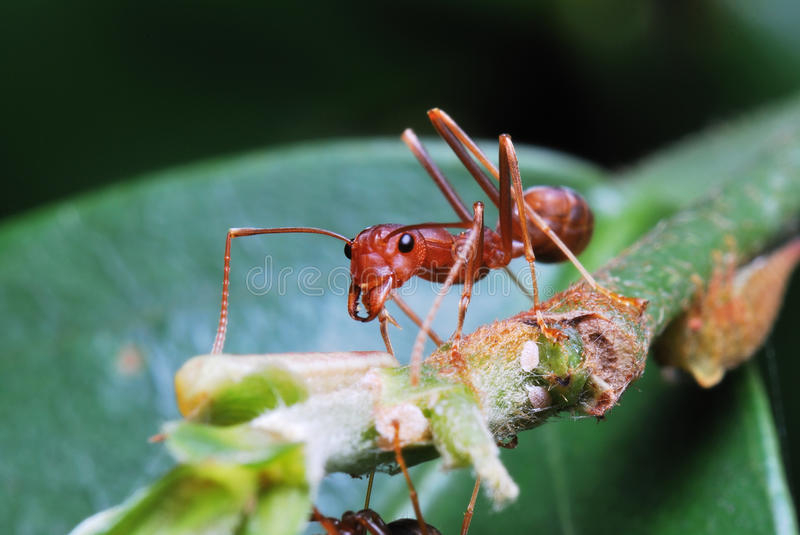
[212,226,350,354]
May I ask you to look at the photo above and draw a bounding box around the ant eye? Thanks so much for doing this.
[344,242,352,259]
[398,233,414,253]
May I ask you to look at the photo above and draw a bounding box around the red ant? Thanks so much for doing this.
[210,109,599,363]
[311,422,442,535]
[311,508,441,535]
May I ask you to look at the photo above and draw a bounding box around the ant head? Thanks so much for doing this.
[345,224,426,322]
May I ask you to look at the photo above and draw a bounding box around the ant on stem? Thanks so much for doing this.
[210,109,598,363]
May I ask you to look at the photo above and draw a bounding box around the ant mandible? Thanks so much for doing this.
[210,109,600,362]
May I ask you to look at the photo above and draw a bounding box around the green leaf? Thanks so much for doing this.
[84,463,257,535]
[174,355,309,425]
[165,423,302,468]
[71,444,309,535]
[244,484,311,535]
[1,99,797,535]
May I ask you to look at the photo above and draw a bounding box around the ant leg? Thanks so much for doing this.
[454,203,484,340]
[352,512,391,535]
[378,308,400,359]
[311,506,341,535]
[409,203,484,385]
[371,307,402,514]
[429,109,601,293]
[426,111,500,206]
[502,266,535,301]
[501,135,599,291]
[460,476,481,535]
[489,134,535,303]
[391,293,445,347]
[402,128,472,223]
[364,469,376,509]
[211,226,350,354]
[392,421,429,535]
[428,108,500,181]
[499,135,540,307]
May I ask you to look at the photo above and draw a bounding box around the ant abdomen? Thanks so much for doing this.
[508,185,594,262]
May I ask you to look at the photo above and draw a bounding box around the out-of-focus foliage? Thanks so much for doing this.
[3,0,800,217]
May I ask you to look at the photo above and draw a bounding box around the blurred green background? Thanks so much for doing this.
[4,0,800,220]
[2,0,799,532]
